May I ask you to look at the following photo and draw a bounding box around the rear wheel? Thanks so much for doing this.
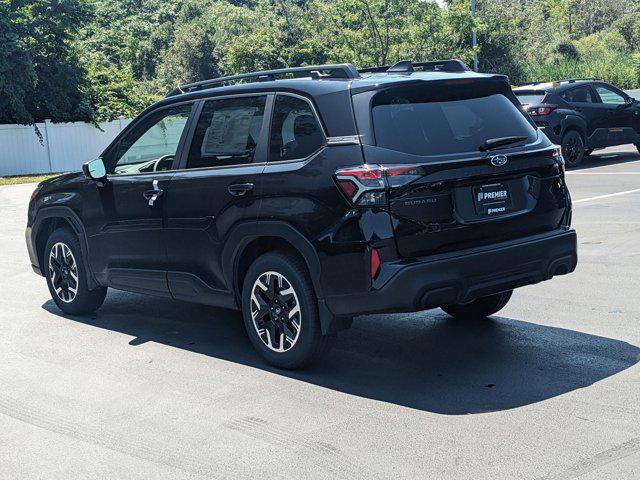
[441,290,513,319]
[561,130,585,167]
[241,251,334,369]
[44,228,107,315]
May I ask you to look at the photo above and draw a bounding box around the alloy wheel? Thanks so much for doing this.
[48,242,79,303]
[250,271,302,352]
[563,133,583,166]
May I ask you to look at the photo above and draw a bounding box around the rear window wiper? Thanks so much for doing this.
[479,136,528,152]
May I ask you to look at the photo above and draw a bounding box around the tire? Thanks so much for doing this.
[441,290,513,319]
[44,228,107,315]
[584,149,594,157]
[241,251,335,369]
[561,130,585,167]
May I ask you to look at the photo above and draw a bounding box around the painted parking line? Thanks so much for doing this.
[568,172,640,175]
[573,188,640,204]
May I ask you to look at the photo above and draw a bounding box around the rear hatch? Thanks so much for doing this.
[353,77,569,258]
[513,89,549,107]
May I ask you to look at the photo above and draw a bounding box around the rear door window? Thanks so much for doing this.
[187,95,267,169]
[562,86,596,103]
[372,88,536,156]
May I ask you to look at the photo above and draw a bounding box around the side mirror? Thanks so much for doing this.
[82,158,107,185]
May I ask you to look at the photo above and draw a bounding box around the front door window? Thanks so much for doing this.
[112,104,193,175]
[595,85,627,105]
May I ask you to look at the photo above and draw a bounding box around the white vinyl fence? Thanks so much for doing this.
[0,118,131,177]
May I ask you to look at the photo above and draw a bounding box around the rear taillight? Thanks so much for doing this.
[335,164,386,206]
[334,164,424,206]
[526,104,558,116]
[370,248,381,279]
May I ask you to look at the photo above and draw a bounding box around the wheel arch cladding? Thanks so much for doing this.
[561,115,587,139]
[223,221,349,335]
[33,207,99,290]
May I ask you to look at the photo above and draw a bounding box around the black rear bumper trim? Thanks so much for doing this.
[325,229,577,316]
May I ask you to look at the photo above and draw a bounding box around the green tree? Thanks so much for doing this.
[0,0,93,125]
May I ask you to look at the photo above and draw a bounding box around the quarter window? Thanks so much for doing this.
[269,95,324,162]
[595,85,626,105]
[112,104,192,175]
[187,96,267,169]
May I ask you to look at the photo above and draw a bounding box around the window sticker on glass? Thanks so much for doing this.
[201,107,260,157]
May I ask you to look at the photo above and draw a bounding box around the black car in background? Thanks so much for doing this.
[514,79,640,167]
[26,60,577,368]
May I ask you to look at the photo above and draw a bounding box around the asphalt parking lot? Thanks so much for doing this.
[1,146,639,480]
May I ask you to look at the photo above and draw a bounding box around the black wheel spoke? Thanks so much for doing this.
[279,291,294,303]
[282,322,296,342]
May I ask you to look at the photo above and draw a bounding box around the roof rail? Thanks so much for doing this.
[359,59,469,74]
[166,64,360,97]
[516,78,601,87]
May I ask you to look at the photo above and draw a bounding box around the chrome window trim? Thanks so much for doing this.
[327,135,361,146]
[166,91,328,174]
[107,90,331,178]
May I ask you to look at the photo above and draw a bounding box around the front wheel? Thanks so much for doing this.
[441,290,513,319]
[241,252,334,369]
[561,130,585,167]
[44,228,107,315]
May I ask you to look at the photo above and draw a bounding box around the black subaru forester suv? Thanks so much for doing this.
[26,60,577,368]
[514,79,640,167]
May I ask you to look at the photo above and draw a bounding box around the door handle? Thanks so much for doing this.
[143,179,164,206]
[228,183,254,196]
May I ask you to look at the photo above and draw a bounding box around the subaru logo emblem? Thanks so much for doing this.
[490,155,508,167]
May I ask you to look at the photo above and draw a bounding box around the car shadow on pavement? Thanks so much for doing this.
[43,291,639,415]
[570,148,640,171]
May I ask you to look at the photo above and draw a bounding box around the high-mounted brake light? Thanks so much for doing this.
[526,104,558,116]
[334,164,425,206]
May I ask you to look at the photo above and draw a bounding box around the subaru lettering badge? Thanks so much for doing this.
[490,154,508,167]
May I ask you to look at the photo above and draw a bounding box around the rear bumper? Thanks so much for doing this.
[325,229,577,317]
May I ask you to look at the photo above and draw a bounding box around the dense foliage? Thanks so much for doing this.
[1,0,640,124]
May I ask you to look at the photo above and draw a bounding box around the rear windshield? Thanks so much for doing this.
[372,87,537,156]
[515,92,547,106]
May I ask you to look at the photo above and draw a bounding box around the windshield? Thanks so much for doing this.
[371,90,537,156]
